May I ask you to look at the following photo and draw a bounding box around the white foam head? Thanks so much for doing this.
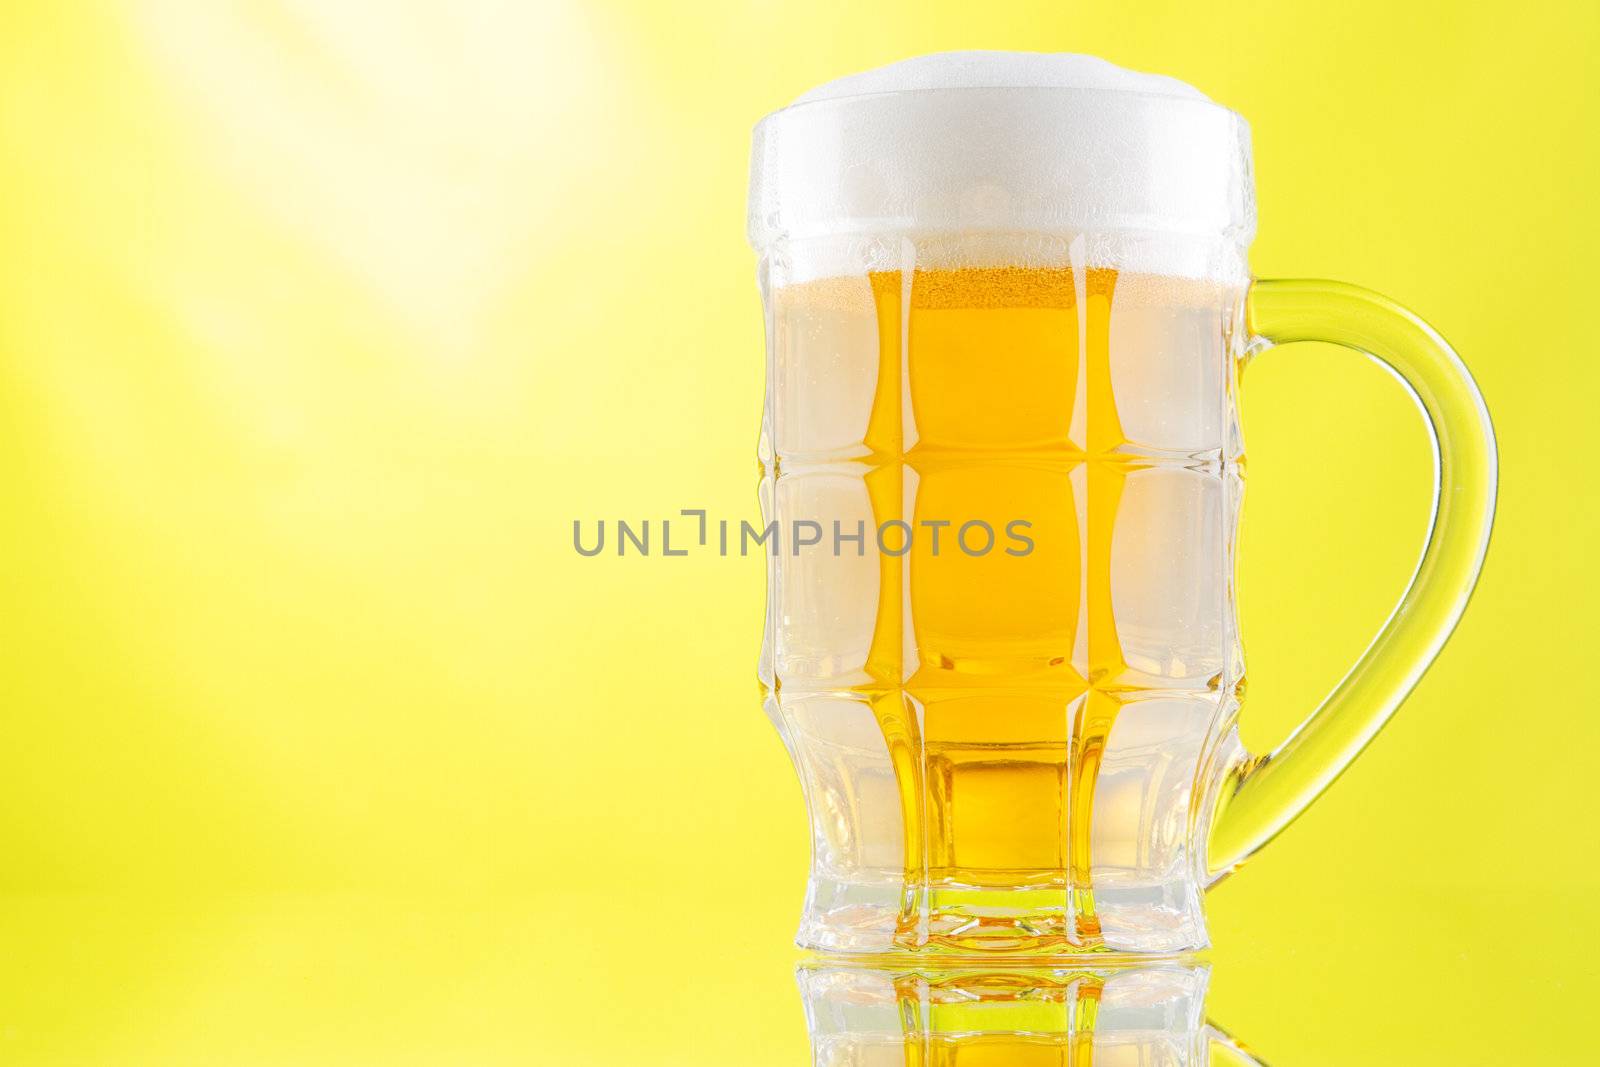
[749,52,1255,280]
[789,51,1214,105]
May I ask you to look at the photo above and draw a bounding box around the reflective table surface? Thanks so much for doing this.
[1,887,1591,1064]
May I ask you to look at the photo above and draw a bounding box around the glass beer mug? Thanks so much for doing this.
[750,53,1495,955]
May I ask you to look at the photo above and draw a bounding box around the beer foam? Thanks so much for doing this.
[749,52,1255,281]
[790,51,1213,105]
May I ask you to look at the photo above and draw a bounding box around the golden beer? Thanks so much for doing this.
[762,260,1244,953]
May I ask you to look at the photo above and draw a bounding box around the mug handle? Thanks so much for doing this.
[1206,279,1497,882]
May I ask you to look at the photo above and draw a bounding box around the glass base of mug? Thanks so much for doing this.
[798,874,1208,956]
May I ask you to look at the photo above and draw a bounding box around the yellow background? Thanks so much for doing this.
[1,1,1596,1063]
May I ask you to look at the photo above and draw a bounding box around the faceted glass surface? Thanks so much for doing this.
[759,235,1249,955]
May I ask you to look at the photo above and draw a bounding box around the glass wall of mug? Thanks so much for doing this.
[759,230,1251,955]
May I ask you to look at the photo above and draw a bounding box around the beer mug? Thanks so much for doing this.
[750,53,1495,955]
[800,962,1263,1066]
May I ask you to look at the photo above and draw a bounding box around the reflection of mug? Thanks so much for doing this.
[800,962,1263,1066]
[750,54,1496,955]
